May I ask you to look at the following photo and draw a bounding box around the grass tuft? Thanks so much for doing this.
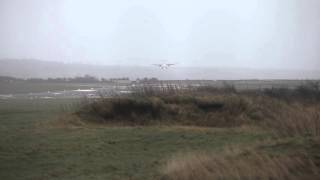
[162,149,319,180]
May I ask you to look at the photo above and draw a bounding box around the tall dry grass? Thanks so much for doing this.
[66,84,320,179]
[162,149,319,180]
[245,96,320,137]
[264,103,320,137]
[74,84,320,137]
[75,94,253,127]
[158,85,320,180]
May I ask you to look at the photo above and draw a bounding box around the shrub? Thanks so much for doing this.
[78,97,167,124]
[76,95,252,127]
[75,86,320,136]
[263,81,320,103]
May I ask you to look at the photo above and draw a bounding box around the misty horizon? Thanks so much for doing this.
[1,59,319,80]
[1,0,320,72]
[1,58,320,71]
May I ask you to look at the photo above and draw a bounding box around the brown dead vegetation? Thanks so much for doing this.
[162,148,319,180]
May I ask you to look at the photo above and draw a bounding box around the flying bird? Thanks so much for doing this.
[153,63,176,70]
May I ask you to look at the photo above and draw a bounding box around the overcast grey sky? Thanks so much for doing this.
[0,0,319,69]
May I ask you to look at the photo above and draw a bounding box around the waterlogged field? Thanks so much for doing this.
[0,99,269,180]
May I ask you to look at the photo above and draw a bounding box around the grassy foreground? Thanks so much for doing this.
[1,85,320,180]
[0,99,268,180]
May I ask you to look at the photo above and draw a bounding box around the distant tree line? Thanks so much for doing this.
[0,75,160,84]
[136,77,159,83]
[0,75,123,83]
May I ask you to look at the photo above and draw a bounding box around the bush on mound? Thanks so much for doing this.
[74,85,320,137]
[76,95,252,127]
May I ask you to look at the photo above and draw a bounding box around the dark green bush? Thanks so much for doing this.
[77,94,254,127]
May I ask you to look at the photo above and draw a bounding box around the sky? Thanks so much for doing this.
[0,0,319,70]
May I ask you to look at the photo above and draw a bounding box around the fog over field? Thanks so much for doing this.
[1,59,320,80]
[0,0,320,79]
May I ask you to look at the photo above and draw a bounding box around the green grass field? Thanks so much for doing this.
[0,99,272,180]
[1,85,320,180]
